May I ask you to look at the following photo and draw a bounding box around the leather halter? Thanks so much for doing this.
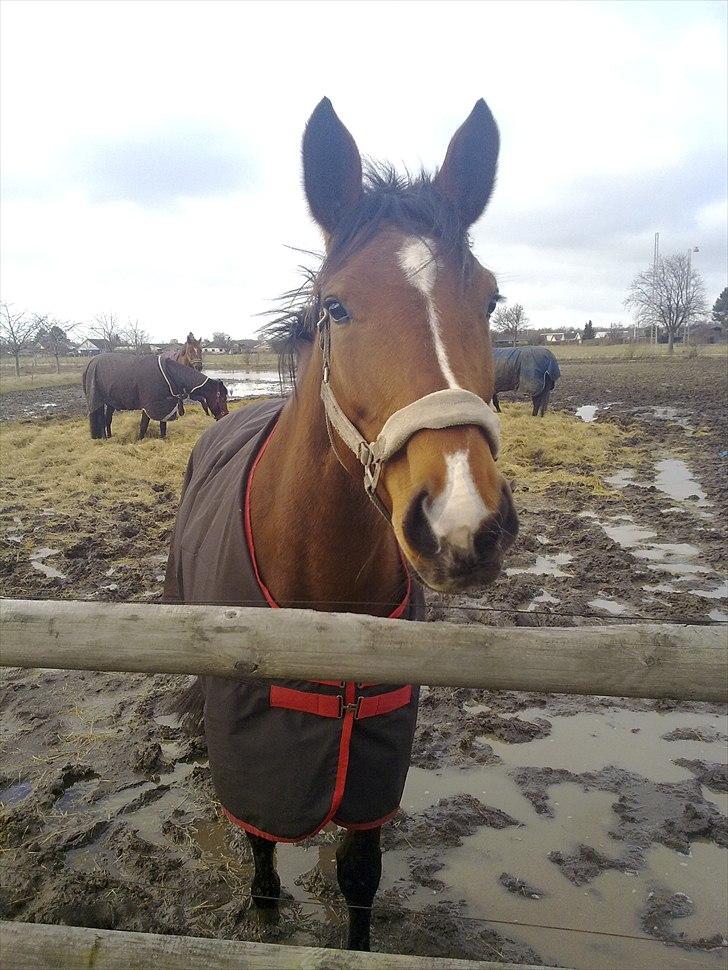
[317,307,501,519]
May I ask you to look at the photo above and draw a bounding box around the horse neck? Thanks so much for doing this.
[248,356,405,616]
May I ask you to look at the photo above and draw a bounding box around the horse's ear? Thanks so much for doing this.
[302,97,363,234]
[434,99,500,228]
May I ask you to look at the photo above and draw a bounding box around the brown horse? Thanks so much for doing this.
[162,332,203,370]
[165,98,517,951]
[162,334,205,414]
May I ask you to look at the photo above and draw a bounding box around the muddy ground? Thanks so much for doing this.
[1,356,727,968]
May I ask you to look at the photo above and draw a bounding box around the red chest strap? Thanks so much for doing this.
[270,684,412,719]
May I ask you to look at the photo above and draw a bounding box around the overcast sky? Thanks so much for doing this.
[1,0,726,341]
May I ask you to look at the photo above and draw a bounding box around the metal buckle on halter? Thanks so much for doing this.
[338,696,362,719]
[363,456,381,496]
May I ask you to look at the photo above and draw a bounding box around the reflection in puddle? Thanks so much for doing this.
[576,405,599,422]
[606,457,710,514]
[506,554,574,578]
[588,598,632,617]
[655,459,709,506]
[205,370,290,401]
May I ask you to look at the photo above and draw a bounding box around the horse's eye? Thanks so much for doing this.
[325,299,350,324]
[486,295,500,316]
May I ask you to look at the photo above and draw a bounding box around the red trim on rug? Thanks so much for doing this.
[243,419,280,610]
[243,420,412,620]
[336,805,401,830]
[235,418,415,841]
[222,680,356,844]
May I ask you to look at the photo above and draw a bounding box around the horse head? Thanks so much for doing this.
[202,378,228,420]
[301,98,517,592]
[185,332,203,370]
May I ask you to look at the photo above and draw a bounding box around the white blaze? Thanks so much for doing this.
[397,237,460,389]
[425,450,490,552]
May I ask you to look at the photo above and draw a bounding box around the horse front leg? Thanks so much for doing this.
[247,832,280,921]
[138,413,150,440]
[492,393,501,413]
[104,405,114,438]
[159,421,167,439]
[336,827,382,951]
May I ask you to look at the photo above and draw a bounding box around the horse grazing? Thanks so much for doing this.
[492,346,561,416]
[162,334,207,415]
[83,354,228,440]
[164,98,517,951]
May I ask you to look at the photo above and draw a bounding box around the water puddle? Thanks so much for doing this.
[527,590,561,612]
[606,458,711,514]
[506,554,574,578]
[576,405,599,422]
[647,406,696,434]
[206,369,291,401]
[655,459,709,506]
[587,598,632,617]
[29,546,66,579]
[55,778,100,812]
[595,517,720,588]
[688,581,728,601]
[0,780,32,805]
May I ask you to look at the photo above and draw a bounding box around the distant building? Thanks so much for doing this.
[544,330,582,345]
[76,338,115,355]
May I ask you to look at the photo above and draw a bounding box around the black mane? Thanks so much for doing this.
[260,163,471,384]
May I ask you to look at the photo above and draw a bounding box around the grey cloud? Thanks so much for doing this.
[481,147,726,252]
[77,125,256,205]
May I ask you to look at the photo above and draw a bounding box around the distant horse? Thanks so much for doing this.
[162,334,206,415]
[492,346,561,416]
[162,333,203,370]
[164,98,517,951]
[83,354,228,440]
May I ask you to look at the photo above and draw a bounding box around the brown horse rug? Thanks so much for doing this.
[83,353,212,422]
[164,400,423,841]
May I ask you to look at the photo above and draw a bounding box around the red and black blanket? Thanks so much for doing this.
[164,400,423,841]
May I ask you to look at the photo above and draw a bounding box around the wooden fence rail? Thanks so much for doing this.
[1,921,564,970]
[1,598,726,701]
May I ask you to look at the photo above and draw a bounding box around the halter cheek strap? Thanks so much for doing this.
[317,309,501,519]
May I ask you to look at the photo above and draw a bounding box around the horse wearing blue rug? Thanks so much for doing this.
[492,346,561,416]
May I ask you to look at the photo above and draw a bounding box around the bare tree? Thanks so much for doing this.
[212,331,232,351]
[625,253,707,352]
[491,304,530,348]
[34,316,79,373]
[0,304,40,377]
[89,312,122,350]
[121,319,149,353]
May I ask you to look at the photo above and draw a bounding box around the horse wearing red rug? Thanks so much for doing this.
[165,97,517,950]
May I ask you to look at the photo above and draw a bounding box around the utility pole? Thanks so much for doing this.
[651,232,660,344]
[685,246,699,345]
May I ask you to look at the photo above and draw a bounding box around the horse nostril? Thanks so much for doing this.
[474,485,519,559]
[403,490,439,557]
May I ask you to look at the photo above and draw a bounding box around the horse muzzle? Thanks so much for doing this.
[402,482,518,592]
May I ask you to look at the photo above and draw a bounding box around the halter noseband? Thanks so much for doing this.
[317,307,501,520]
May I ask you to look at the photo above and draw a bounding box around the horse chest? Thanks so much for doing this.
[165,401,423,841]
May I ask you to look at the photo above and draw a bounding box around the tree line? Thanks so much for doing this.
[489,256,725,351]
[0,305,258,378]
